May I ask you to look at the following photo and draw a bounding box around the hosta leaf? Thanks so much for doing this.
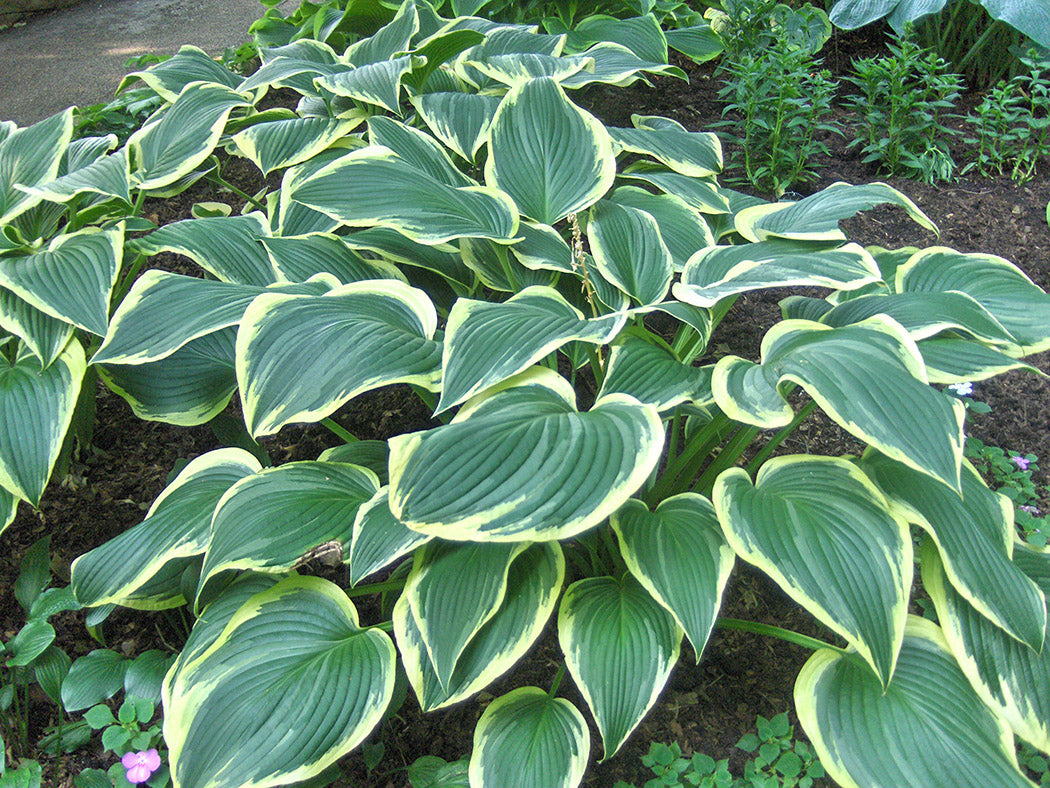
[319,441,390,483]
[238,41,344,96]
[0,227,122,336]
[0,342,85,505]
[485,77,615,225]
[609,115,721,178]
[509,221,574,272]
[292,146,519,244]
[470,688,589,788]
[346,227,473,288]
[715,456,912,685]
[0,289,74,369]
[232,117,359,176]
[675,241,880,308]
[619,167,729,214]
[861,449,1046,650]
[0,108,73,224]
[315,56,417,115]
[734,182,937,242]
[129,213,277,286]
[17,148,130,207]
[274,149,349,238]
[463,53,595,88]
[896,247,1050,354]
[795,617,1034,788]
[587,200,673,305]
[437,286,626,413]
[347,485,430,585]
[0,484,19,536]
[407,28,485,90]
[460,237,558,292]
[665,24,723,62]
[916,338,1044,384]
[613,494,733,661]
[238,280,442,436]
[713,317,965,492]
[396,543,564,711]
[120,45,242,102]
[571,13,666,62]
[558,575,681,758]
[367,116,472,188]
[197,461,380,602]
[559,42,686,88]
[411,92,501,163]
[128,82,250,192]
[598,332,713,410]
[70,449,261,609]
[819,290,1020,349]
[389,368,664,541]
[99,328,238,425]
[165,576,396,788]
[93,271,332,365]
[261,234,404,285]
[343,0,418,66]
[405,541,527,689]
[923,541,1050,753]
[608,186,714,270]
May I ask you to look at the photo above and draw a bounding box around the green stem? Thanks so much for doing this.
[372,620,394,633]
[693,424,760,496]
[549,664,566,697]
[321,418,357,444]
[645,413,731,504]
[744,400,818,475]
[130,189,147,219]
[208,173,268,212]
[585,346,604,390]
[716,617,845,653]
[345,578,407,598]
[111,252,148,312]
[495,245,522,292]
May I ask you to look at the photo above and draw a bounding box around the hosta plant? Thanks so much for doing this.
[63,3,1050,788]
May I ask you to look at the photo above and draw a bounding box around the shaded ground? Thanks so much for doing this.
[0,0,295,125]
[0,17,1049,788]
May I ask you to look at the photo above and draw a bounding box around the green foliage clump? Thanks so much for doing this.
[843,29,964,183]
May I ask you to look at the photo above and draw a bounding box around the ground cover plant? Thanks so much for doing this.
[2,1,1050,787]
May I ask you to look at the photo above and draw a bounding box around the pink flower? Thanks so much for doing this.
[1012,456,1031,470]
[121,749,161,784]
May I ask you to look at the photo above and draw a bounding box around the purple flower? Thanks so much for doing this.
[1020,504,1041,515]
[121,749,161,784]
[1012,456,1031,470]
[947,381,973,396]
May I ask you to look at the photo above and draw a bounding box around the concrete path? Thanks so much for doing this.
[0,0,296,125]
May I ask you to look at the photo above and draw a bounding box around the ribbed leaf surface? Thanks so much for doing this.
[292,146,518,244]
[559,42,686,88]
[898,247,1050,353]
[917,338,1043,384]
[198,461,380,601]
[261,234,403,285]
[713,318,965,492]
[485,77,615,224]
[129,82,249,192]
[20,148,130,206]
[130,213,276,286]
[609,186,713,270]
[165,576,396,788]
[233,117,357,175]
[316,57,416,114]
[609,115,721,178]
[237,280,442,436]
[396,543,564,711]
[71,449,259,608]
[438,286,625,413]
[559,576,681,758]
[0,342,85,504]
[795,618,1034,788]
[0,289,73,368]
[587,200,673,305]
[347,486,431,585]
[367,116,472,188]
[0,228,121,336]
[598,333,712,410]
[619,168,729,214]
[862,449,1046,649]
[412,92,501,163]
[121,45,242,101]
[923,541,1050,753]
[470,688,589,788]
[573,13,666,61]
[675,241,880,307]
[613,494,733,661]
[0,109,73,224]
[389,369,664,541]
[735,182,937,242]
[716,457,911,685]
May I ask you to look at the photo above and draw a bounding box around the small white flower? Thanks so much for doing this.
[947,381,973,396]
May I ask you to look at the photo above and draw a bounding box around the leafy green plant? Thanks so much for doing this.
[80,697,169,787]
[1021,740,1050,787]
[4,1,1044,787]
[735,713,824,788]
[965,436,1047,546]
[965,52,1050,182]
[828,0,1050,86]
[843,29,964,182]
[715,35,839,195]
[708,0,831,60]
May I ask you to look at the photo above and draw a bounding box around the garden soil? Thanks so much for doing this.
[1,14,1049,788]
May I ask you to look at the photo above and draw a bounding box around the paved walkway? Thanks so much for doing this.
[0,0,295,125]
